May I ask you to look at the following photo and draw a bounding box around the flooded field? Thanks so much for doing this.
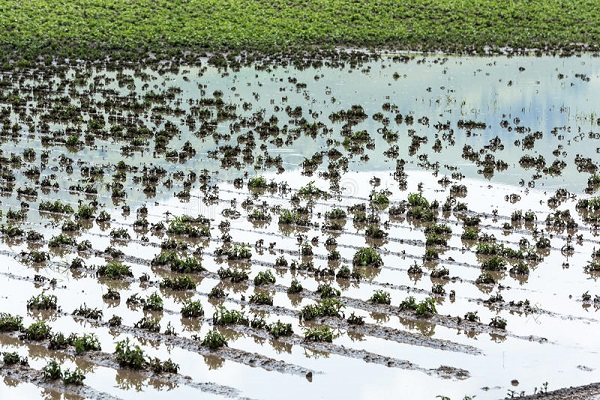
[1,54,600,399]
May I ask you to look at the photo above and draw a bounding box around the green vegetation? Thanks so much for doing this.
[2,351,27,366]
[202,330,228,349]
[62,368,86,385]
[304,326,334,342]
[73,333,101,354]
[75,205,95,219]
[254,270,276,286]
[0,0,598,63]
[115,338,146,369]
[152,252,205,273]
[267,320,293,338]
[352,247,383,267]
[72,304,102,320]
[48,234,77,248]
[97,261,133,279]
[248,176,267,189]
[287,279,303,294]
[149,357,179,374]
[23,321,52,340]
[160,275,196,291]
[135,317,161,332]
[212,306,249,326]
[42,360,63,380]
[369,290,391,305]
[399,296,437,317]
[39,200,74,214]
[316,283,341,298]
[217,267,249,283]
[181,300,204,318]
[249,291,274,305]
[299,298,345,321]
[143,292,164,311]
[27,292,58,310]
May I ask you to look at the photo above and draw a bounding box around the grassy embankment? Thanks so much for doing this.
[1,0,600,62]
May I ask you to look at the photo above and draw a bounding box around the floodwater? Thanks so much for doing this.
[0,54,600,399]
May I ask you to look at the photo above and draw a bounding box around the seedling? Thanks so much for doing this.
[249,291,273,305]
[267,320,293,338]
[352,247,383,267]
[160,275,196,290]
[181,300,204,318]
[73,304,103,320]
[369,290,391,305]
[62,368,86,385]
[202,330,228,349]
[304,326,333,342]
[42,360,62,380]
[0,313,23,331]
[212,306,249,325]
[489,316,507,329]
[288,279,303,294]
[73,333,101,354]
[254,269,276,286]
[27,292,58,311]
[115,338,146,369]
[415,298,437,317]
[97,261,133,279]
[143,292,164,311]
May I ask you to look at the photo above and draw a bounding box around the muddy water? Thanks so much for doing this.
[1,55,600,399]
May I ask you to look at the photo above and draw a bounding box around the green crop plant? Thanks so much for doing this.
[48,234,77,248]
[248,176,267,189]
[208,286,227,299]
[75,205,95,219]
[0,313,23,332]
[2,351,27,366]
[370,190,390,208]
[347,312,365,325]
[369,290,391,305]
[480,256,507,271]
[62,368,86,385]
[352,247,383,267]
[143,292,164,311]
[489,316,507,329]
[202,330,228,349]
[299,298,345,321]
[304,326,333,342]
[415,298,437,317]
[316,283,341,298]
[249,291,273,306]
[49,333,71,350]
[181,300,204,318]
[212,306,249,326]
[254,270,276,286]
[27,292,58,310]
[399,296,418,311]
[42,360,63,380]
[461,228,479,240]
[72,304,103,320]
[40,200,74,214]
[134,317,161,332]
[287,279,303,294]
[115,338,146,369]
[73,333,101,354]
[268,320,293,338]
[476,272,496,285]
[160,275,196,291]
[97,261,133,279]
[149,357,179,374]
